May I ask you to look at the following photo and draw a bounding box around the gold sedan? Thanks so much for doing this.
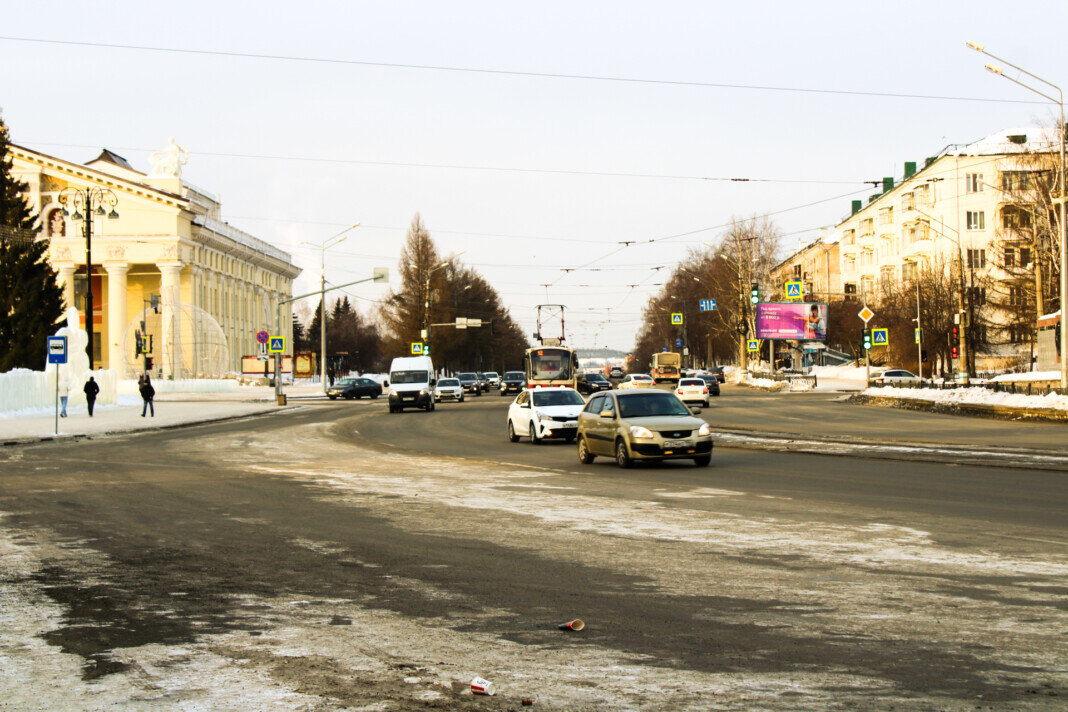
[577,390,713,467]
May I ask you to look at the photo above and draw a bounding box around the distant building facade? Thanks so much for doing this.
[12,142,300,377]
[770,233,841,302]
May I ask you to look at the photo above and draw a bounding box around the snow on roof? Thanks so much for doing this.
[947,127,1059,157]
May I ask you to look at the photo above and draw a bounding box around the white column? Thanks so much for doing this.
[104,262,129,375]
[56,264,76,311]
[158,262,183,379]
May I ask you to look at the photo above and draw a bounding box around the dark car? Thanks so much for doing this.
[327,377,383,400]
[608,366,625,379]
[457,372,483,395]
[500,370,527,395]
[698,375,721,396]
[576,372,612,396]
[476,372,492,393]
[708,366,726,383]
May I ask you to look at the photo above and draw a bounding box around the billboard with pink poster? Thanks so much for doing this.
[755,303,827,340]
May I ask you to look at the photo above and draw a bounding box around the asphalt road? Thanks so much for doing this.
[0,395,1064,710]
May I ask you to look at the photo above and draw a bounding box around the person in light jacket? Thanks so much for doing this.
[58,374,70,417]
[83,376,99,417]
[140,373,155,417]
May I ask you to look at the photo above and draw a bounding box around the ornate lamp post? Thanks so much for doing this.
[58,187,119,370]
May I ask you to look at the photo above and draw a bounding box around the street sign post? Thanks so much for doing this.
[872,328,889,346]
[47,336,67,435]
[858,306,875,385]
[699,299,717,311]
[256,330,269,344]
[858,306,875,323]
[914,328,921,344]
[671,313,683,325]
[785,281,802,300]
[746,339,759,352]
[411,342,424,355]
[268,336,286,354]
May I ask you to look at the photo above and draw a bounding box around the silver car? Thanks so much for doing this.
[577,390,713,467]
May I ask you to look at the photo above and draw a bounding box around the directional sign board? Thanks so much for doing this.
[256,330,269,344]
[858,306,875,323]
[675,338,683,347]
[872,328,889,346]
[699,299,717,311]
[747,339,760,352]
[268,336,286,353]
[785,281,803,300]
[411,342,424,355]
[671,313,683,325]
[47,336,67,364]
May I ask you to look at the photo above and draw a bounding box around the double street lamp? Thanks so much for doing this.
[301,222,360,392]
[58,187,119,370]
[968,40,1067,387]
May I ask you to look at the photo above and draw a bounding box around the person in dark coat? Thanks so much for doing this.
[140,373,155,417]
[83,376,99,417]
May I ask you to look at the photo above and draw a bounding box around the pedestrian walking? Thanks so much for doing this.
[58,374,70,417]
[140,373,155,417]
[83,376,99,417]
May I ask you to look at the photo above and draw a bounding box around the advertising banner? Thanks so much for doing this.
[755,303,827,340]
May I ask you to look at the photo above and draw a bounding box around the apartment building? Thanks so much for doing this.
[835,127,1055,366]
[770,234,841,302]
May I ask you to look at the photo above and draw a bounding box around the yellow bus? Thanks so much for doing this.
[651,352,681,384]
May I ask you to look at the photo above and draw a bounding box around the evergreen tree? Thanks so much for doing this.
[0,111,64,371]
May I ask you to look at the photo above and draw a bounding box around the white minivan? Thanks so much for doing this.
[388,356,436,412]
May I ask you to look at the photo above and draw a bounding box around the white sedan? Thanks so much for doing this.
[871,369,921,385]
[618,374,656,390]
[433,377,464,402]
[674,378,710,407]
[507,387,586,444]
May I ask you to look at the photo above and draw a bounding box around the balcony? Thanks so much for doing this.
[904,238,935,258]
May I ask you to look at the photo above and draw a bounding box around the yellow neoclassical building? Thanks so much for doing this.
[12,140,301,378]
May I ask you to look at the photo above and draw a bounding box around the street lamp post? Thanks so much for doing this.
[58,187,119,370]
[301,223,359,393]
[422,251,466,355]
[915,206,971,381]
[968,40,1067,387]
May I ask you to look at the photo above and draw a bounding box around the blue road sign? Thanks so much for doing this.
[670,313,683,325]
[872,328,889,346]
[699,299,717,311]
[675,338,682,347]
[746,339,760,352]
[785,281,803,299]
[47,336,67,364]
[268,336,286,353]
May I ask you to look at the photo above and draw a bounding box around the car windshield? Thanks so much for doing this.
[504,371,524,379]
[391,370,429,384]
[438,379,459,386]
[587,374,608,382]
[529,349,573,381]
[532,390,584,407]
[337,378,356,386]
[457,373,477,380]
[618,392,692,418]
[485,372,498,378]
[632,375,652,381]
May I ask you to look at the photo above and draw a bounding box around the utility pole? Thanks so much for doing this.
[301,224,358,393]
[914,277,923,380]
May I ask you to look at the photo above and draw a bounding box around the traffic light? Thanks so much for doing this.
[750,283,759,305]
[951,345,959,360]
[862,328,872,351]
[951,325,960,341]
[145,357,154,370]
[134,330,143,356]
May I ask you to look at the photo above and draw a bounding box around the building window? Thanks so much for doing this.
[844,257,855,273]
[965,173,983,193]
[1002,171,1036,191]
[792,264,802,279]
[967,249,986,269]
[880,266,895,282]
[968,286,987,306]
[844,283,857,300]
[1009,285,1025,306]
[914,183,931,205]
[1002,208,1031,229]
[842,229,855,245]
[966,211,985,230]
[879,207,894,225]
[901,192,915,211]
[902,262,917,281]
[860,277,874,295]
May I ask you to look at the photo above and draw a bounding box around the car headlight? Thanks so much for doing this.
[698,423,711,436]
[419,389,427,396]
[629,425,654,438]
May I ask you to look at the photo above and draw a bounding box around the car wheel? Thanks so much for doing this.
[703,400,710,408]
[508,420,519,443]
[578,437,595,464]
[615,439,632,468]
[694,455,712,467]
[459,395,465,403]
[328,395,337,400]
[564,435,576,444]
[530,425,541,445]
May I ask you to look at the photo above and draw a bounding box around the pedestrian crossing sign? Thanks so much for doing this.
[411,342,424,355]
[872,328,889,346]
[671,313,683,325]
[747,339,759,352]
[785,281,802,299]
[268,336,286,353]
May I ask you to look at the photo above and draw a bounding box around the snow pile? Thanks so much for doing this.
[991,370,1060,383]
[742,376,789,392]
[116,378,241,396]
[863,385,1068,411]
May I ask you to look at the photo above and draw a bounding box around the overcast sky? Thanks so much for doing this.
[4,1,1068,350]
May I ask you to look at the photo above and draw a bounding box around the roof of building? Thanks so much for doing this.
[947,127,1059,157]
[88,148,139,172]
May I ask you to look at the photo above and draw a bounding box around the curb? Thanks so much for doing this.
[1,405,300,448]
[849,393,1068,423]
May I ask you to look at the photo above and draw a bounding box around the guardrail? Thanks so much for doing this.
[866,380,1068,397]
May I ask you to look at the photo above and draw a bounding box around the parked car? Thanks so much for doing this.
[327,377,383,400]
[576,372,612,396]
[483,372,501,389]
[708,366,726,383]
[618,373,656,390]
[576,390,713,467]
[675,378,711,407]
[507,387,585,444]
[872,369,921,385]
[697,374,722,397]
[500,370,527,395]
[456,372,482,395]
[608,366,625,379]
[433,377,464,403]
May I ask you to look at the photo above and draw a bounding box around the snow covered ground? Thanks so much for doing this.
[863,385,1068,411]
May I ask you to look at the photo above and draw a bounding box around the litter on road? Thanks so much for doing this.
[558,618,585,631]
[470,676,496,695]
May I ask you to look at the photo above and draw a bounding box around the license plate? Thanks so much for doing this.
[663,439,689,449]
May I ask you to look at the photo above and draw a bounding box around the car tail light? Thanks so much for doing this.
[702,388,708,394]
[676,389,683,394]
